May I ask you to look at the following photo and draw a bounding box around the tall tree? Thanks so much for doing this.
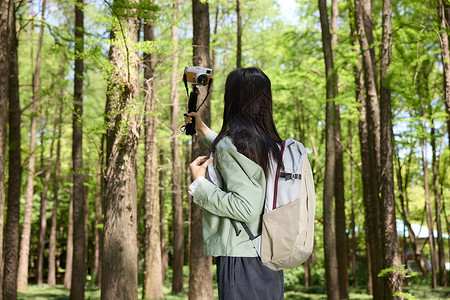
[348,121,357,288]
[64,189,74,288]
[435,0,449,287]
[101,0,141,298]
[417,57,438,289]
[2,1,21,297]
[331,0,349,297]
[37,114,55,285]
[353,0,384,296]
[48,103,63,286]
[70,0,86,297]
[395,146,428,274]
[142,6,164,299]
[159,151,168,280]
[236,0,242,68]
[379,0,402,296]
[189,1,213,299]
[170,0,184,293]
[0,0,11,296]
[438,0,450,148]
[17,0,47,290]
[430,118,447,287]
[420,122,437,288]
[318,0,339,298]
[93,150,103,286]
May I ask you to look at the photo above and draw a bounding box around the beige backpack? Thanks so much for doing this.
[241,139,316,271]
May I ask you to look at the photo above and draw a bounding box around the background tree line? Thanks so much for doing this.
[0,0,449,299]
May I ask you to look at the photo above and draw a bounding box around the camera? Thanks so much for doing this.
[184,65,213,86]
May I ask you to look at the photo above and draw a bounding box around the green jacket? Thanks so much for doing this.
[193,131,266,257]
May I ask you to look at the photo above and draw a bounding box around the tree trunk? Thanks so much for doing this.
[170,0,184,293]
[348,120,357,288]
[318,0,339,298]
[353,0,384,296]
[159,151,168,281]
[420,134,437,288]
[142,9,164,299]
[48,103,62,286]
[37,117,55,285]
[93,151,102,286]
[64,190,74,288]
[438,0,450,149]
[101,1,141,298]
[0,0,10,295]
[379,0,402,296]
[331,1,349,297]
[418,57,438,289]
[2,1,18,298]
[236,0,242,68]
[395,148,428,274]
[70,1,86,297]
[211,0,219,69]
[189,1,213,299]
[430,121,447,287]
[436,0,449,287]
[17,0,46,290]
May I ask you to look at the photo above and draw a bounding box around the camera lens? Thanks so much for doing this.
[195,74,208,86]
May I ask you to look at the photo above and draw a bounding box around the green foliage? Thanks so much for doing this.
[393,291,416,300]
[377,264,417,278]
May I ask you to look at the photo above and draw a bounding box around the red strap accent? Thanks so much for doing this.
[272,140,286,210]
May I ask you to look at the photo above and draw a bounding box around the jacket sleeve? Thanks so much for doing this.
[192,148,265,223]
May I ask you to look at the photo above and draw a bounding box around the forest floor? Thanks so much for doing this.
[16,266,450,300]
[16,281,450,299]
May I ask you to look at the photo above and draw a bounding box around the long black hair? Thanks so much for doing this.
[210,67,283,175]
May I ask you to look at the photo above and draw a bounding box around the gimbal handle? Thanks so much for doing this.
[184,85,199,136]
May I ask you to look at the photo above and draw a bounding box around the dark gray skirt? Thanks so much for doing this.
[216,256,284,300]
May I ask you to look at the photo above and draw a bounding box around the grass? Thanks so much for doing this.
[17,269,450,300]
[17,283,450,300]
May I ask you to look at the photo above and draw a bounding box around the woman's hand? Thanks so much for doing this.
[190,156,214,181]
[184,112,211,137]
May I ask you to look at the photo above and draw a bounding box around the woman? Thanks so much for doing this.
[186,67,284,299]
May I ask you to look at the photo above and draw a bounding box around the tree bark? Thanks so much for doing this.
[48,103,62,286]
[64,189,74,289]
[93,151,102,286]
[395,148,428,274]
[353,0,384,296]
[189,1,213,299]
[17,0,46,290]
[331,0,349,297]
[0,0,10,295]
[101,1,141,298]
[170,0,184,293]
[70,0,86,297]
[318,0,339,298]
[438,0,450,149]
[142,8,164,299]
[430,121,447,287]
[211,0,219,69]
[420,133,437,288]
[37,116,55,285]
[236,0,242,68]
[159,151,168,281]
[417,57,438,289]
[348,120,357,288]
[379,0,402,296]
[1,1,17,298]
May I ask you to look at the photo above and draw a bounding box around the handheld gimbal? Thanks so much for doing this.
[180,66,213,136]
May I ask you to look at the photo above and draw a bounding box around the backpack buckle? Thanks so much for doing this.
[279,172,301,181]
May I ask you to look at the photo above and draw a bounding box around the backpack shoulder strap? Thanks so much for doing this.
[272,140,286,210]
